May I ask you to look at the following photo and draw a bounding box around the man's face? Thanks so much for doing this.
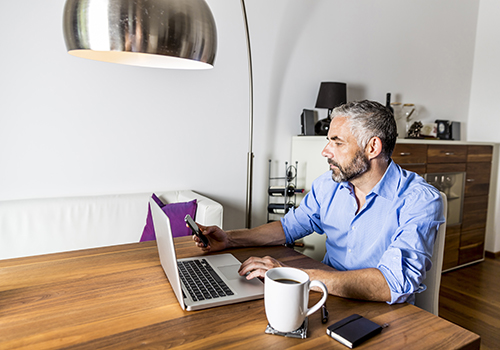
[321,116,370,183]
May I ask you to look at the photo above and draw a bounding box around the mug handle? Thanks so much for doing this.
[305,280,328,317]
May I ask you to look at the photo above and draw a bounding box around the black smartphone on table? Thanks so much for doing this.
[184,214,209,247]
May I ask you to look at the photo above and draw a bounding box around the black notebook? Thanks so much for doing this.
[326,314,383,348]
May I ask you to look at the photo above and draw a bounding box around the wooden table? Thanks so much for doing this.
[0,237,480,349]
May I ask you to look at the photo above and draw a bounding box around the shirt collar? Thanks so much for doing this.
[368,159,399,200]
[339,179,353,193]
[338,160,399,200]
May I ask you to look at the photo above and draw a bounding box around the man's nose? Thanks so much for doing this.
[322,143,333,158]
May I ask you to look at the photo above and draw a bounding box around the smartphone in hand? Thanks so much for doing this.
[184,214,209,247]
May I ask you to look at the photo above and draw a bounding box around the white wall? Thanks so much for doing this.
[0,0,250,229]
[247,0,480,225]
[0,1,487,236]
[468,0,500,253]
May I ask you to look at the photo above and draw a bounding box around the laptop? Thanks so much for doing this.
[150,198,264,311]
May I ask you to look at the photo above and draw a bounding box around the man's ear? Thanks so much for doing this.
[365,137,383,160]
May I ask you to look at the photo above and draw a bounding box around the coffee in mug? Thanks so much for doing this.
[274,278,300,284]
[265,267,328,333]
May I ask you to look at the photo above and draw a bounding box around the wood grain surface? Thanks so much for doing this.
[440,257,500,350]
[0,238,480,349]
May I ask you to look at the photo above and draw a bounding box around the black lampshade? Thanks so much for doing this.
[314,82,347,135]
[315,82,347,110]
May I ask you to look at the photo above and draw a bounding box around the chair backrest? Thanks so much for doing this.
[414,191,447,315]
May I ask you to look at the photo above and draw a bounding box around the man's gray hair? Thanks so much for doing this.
[331,100,397,161]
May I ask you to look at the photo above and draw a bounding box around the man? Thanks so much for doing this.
[194,100,444,304]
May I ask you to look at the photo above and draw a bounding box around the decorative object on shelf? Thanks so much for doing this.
[450,122,461,140]
[391,102,403,116]
[300,109,317,136]
[402,103,416,137]
[391,102,403,119]
[435,120,461,140]
[407,121,423,138]
[63,0,257,229]
[391,101,405,138]
[420,123,438,138]
[435,120,451,139]
[267,160,303,223]
[386,93,394,115]
[314,82,347,136]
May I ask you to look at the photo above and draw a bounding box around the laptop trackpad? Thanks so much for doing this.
[218,265,242,280]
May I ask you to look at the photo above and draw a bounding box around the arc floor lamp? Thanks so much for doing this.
[63,0,255,228]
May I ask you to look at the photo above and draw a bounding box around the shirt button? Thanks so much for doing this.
[348,249,352,253]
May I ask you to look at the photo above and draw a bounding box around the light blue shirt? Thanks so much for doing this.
[281,160,444,304]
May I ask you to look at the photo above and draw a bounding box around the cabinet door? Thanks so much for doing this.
[462,195,488,232]
[465,162,491,197]
[442,224,460,271]
[467,145,493,163]
[460,227,486,247]
[458,228,485,266]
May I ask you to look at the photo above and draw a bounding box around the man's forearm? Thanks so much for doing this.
[305,267,391,302]
[226,221,286,248]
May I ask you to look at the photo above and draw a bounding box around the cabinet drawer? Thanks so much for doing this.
[467,145,493,163]
[465,162,491,197]
[462,195,488,231]
[427,145,467,163]
[392,144,427,164]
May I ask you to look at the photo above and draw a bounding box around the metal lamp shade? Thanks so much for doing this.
[63,0,217,69]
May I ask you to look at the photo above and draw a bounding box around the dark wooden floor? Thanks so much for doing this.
[439,257,500,350]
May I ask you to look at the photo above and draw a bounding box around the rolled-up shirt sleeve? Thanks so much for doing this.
[377,188,444,304]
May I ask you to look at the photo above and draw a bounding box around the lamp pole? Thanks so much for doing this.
[240,0,254,229]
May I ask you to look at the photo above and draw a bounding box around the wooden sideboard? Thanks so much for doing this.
[393,142,493,271]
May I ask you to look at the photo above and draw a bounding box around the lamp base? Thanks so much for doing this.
[314,117,331,136]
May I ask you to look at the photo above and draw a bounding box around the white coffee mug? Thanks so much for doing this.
[265,267,328,333]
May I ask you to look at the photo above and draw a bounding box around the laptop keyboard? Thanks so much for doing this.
[178,259,235,302]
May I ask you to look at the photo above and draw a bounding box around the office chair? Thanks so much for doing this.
[414,191,447,316]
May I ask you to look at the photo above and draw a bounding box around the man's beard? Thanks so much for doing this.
[328,149,370,183]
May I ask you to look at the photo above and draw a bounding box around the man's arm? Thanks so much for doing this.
[194,220,286,252]
[237,255,391,302]
[305,267,391,302]
[226,221,287,248]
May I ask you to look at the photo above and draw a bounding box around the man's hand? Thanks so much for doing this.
[192,224,229,252]
[238,256,286,280]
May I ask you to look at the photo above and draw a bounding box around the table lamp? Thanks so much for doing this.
[314,82,347,135]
